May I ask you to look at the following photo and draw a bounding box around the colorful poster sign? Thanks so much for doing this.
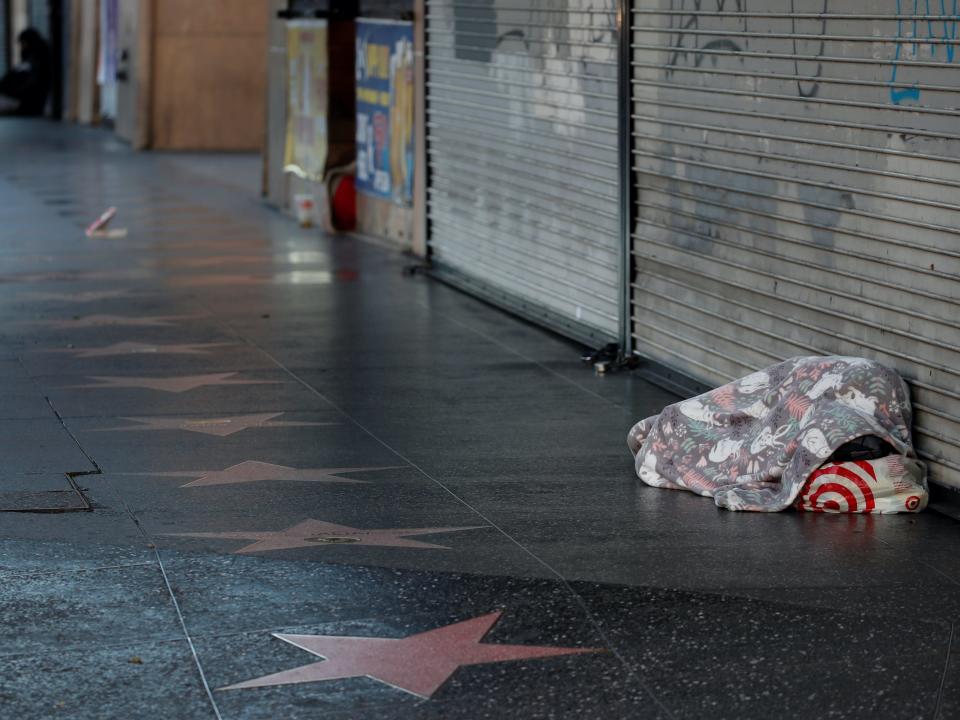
[285,20,329,181]
[97,0,118,118]
[355,19,414,207]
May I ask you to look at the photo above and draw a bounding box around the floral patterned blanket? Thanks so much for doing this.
[627,356,922,512]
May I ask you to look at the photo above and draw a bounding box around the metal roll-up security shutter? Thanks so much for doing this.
[629,3,960,492]
[426,0,620,345]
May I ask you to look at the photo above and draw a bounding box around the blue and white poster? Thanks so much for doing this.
[355,19,414,207]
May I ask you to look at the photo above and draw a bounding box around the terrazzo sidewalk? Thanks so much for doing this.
[0,119,957,720]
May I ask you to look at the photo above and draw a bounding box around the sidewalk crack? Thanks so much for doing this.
[933,622,955,720]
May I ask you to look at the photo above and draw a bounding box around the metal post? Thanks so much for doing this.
[413,0,428,259]
[617,0,633,356]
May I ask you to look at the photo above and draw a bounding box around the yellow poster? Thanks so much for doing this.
[284,20,328,181]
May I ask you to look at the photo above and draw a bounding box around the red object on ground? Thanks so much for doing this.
[331,174,356,231]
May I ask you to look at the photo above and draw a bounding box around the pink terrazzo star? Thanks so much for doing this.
[48,341,234,358]
[71,372,276,393]
[39,314,199,329]
[26,289,135,302]
[154,238,265,252]
[168,274,272,287]
[220,611,603,697]
[1,269,149,283]
[168,271,337,286]
[144,460,400,487]
[91,413,335,437]
[166,518,487,553]
[140,255,270,268]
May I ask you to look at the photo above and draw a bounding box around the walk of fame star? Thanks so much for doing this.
[141,255,266,269]
[26,289,135,302]
[1,269,149,283]
[164,518,487,553]
[220,611,603,697]
[88,413,335,437]
[168,274,273,287]
[47,341,234,358]
[69,372,277,393]
[38,314,201,329]
[133,460,400,488]
[168,271,339,287]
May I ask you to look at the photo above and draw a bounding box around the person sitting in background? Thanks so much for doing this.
[0,28,52,116]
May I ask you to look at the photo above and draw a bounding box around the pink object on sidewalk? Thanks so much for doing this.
[85,206,127,238]
[85,206,116,234]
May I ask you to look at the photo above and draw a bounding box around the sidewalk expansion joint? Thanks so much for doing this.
[0,470,94,513]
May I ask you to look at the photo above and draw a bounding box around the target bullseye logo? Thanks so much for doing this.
[797,457,928,514]
[798,461,878,513]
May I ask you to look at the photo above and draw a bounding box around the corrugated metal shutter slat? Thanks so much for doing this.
[427,0,620,344]
[630,1,960,491]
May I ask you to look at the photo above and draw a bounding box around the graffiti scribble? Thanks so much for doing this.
[791,0,827,98]
[889,0,959,104]
[666,0,748,70]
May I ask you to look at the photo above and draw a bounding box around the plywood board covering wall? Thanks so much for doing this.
[151,0,267,150]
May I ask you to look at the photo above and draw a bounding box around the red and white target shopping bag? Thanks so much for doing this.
[796,455,927,514]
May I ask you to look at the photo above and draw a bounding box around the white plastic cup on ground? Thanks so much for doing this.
[294,194,317,228]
